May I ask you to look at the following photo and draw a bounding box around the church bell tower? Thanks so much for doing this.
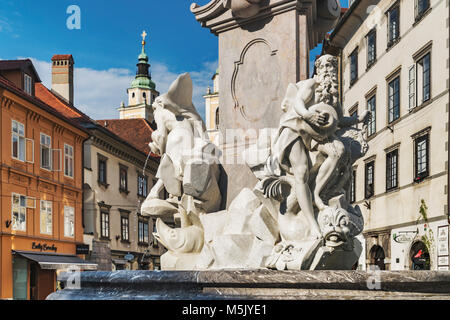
[118,31,159,121]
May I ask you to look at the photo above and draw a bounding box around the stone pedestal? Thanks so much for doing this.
[191,0,341,205]
[48,270,450,300]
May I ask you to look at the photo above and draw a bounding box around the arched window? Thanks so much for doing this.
[132,92,135,98]
[215,107,219,129]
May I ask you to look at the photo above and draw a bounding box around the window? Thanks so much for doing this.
[409,65,416,110]
[414,133,429,181]
[12,120,25,161]
[138,220,149,244]
[64,144,74,178]
[367,95,376,136]
[386,149,399,191]
[64,206,74,238]
[387,5,400,47]
[24,74,32,95]
[215,107,220,129]
[40,200,52,235]
[349,48,358,85]
[388,76,400,123]
[366,30,377,67]
[410,52,431,110]
[350,169,356,204]
[121,216,129,241]
[365,161,375,199]
[119,166,128,192]
[100,208,110,239]
[416,0,430,19]
[417,53,431,104]
[138,175,148,197]
[98,155,108,186]
[40,134,52,170]
[12,194,27,231]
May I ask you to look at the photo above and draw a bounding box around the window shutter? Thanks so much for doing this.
[51,149,62,172]
[25,138,34,163]
[409,65,416,111]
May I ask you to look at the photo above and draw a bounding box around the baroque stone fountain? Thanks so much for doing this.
[48,0,450,300]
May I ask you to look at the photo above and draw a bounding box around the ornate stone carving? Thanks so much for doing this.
[232,39,280,123]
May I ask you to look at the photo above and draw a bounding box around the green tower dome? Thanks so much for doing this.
[130,31,155,90]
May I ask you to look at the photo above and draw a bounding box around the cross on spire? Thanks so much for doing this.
[141,30,148,46]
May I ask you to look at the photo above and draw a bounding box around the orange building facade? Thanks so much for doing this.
[0,60,92,300]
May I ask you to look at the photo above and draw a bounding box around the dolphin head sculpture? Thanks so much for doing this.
[153,202,204,254]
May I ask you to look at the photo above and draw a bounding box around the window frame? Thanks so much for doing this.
[137,174,148,198]
[417,52,431,105]
[24,73,33,95]
[121,215,130,242]
[40,133,52,171]
[386,149,399,191]
[11,193,27,232]
[349,47,359,86]
[12,120,26,162]
[98,154,108,187]
[119,165,128,193]
[138,219,149,245]
[388,75,400,124]
[63,206,75,238]
[415,0,430,21]
[100,207,110,240]
[367,94,377,137]
[366,29,377,68]
[414,132,430,182]
[387,3,400,48]
[365,161,375,199]
[40,200,53,235]
[64,144,74,178]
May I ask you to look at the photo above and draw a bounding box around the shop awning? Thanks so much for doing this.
[112,259,127,265]
[13,250,98,270]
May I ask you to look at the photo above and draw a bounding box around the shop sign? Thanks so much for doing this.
[32,242,57,252]
[437,226,449,257]
[76,244,90,255]
[393,231,417,243]
[438,256,449,266]
[124,253,134,261]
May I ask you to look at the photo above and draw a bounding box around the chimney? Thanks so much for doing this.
[51,54,74,105]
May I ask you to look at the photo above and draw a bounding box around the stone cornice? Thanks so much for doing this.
[90,132,159,173]
[192,0,308,34]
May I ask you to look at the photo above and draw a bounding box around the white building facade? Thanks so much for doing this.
[325,0,449,270]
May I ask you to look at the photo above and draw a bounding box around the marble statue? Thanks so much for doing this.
[140,73,221,265]
[144,55,369,271]
[246,54,369,270]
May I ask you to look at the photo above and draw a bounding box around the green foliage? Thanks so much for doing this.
[416,199,435,269]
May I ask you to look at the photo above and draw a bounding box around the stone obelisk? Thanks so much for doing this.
[191,0,341,206]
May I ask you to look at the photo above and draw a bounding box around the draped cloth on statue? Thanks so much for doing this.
[259,105,314,178]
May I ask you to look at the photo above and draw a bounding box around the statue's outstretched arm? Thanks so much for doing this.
[339,110,371,128]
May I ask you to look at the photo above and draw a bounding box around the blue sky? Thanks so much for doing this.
[0,0,348,119]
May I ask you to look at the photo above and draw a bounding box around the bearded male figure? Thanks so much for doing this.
[260,54,369,239]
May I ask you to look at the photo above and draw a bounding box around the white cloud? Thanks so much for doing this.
[28,57,217,121]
